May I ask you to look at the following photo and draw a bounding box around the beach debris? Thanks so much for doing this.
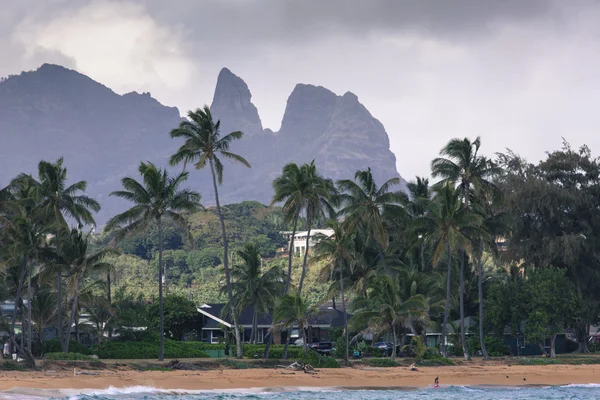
[77,371,100,376]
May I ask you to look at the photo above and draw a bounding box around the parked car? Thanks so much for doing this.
[310,341,335,355]
[372,342,395,357]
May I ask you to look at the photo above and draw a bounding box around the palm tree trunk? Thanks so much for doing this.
[301,324,308,355]
[460,250,470,361]
[285,215,298,294]
[27,264,32,354]
[66,273,82,353]
[263,331,273,359]
[477,252,488,359]
[57,271,64,352]
[391,324,397,360]
[339,260,349,361]
[209,159,243,359]
[107,271,112,338]
[158,217,165,361]
[298,221,312,295]
[441,243,451,358]
[550,334,557,358]
[11,256,27,355]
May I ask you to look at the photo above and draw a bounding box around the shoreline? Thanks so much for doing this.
[0,365,599,392]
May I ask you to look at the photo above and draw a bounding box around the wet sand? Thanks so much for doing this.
[0,364,598,391]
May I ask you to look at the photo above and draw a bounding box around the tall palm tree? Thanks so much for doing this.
[273,294,318,355]
[432,137,498,360]
[271,163,305,295]
[107,161,201,360]
[57,229,116,352]
[169,106,249,359]
[227,243,284,344]
[415,183,482,357]
[471,189,508,359]
[294,161,336,294]
[9,158,100,350]
[407,177,431,272]
[314,219,354,360]
[337,168,407,276]
[349,275,429,360]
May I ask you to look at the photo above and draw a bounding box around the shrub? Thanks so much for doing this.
[241,344,302,359]
[590,342,600,353]
[364,358,399,367]
[302,349,339,368]
[92,339,212,359]
[42,339,92,355]
[422,347,441,360]
[45,352,92,361]
[466,336,511,357]
[418,356,454,366]
[0,361,25,371]
[334,336,346,358]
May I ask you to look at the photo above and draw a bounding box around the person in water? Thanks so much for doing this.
[434,377,439,388]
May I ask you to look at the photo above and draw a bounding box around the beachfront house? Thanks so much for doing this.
[197,302,349,345]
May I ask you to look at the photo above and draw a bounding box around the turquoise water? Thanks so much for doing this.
[3,385,600,400]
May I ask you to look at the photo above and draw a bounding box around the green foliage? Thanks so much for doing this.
[0,361,26,371]
[42,339,92,355]
[362,358,399,367]
[146,294,199,340]
[418,356,454,366]
[467,336,511,357]
[187,248,221,270]
[412,336,427,360]
[301,350,340,368]
[242,344,302,359]
[92,339,212,359]
[45,352,93,360]
[334,336,346,358]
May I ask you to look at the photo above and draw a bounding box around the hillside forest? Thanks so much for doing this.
[1,104,599,366]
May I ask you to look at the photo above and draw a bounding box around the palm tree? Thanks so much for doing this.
[432,137,498,360]
[107,161,201,360]
[414,183,482,357]
[227,243,284,344]
[169,106,249,359]
[314,219,354,360]
[9,158,100,351]
[30,288,57,348]
[273,294,318,355]
[337,169,407,276]
[56,229,115,352]
[271,163,305,295]
[349,275,429,360]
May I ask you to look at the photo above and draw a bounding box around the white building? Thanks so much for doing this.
[280,228,334,256]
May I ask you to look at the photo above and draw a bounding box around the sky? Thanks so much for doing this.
[2,0,600,181]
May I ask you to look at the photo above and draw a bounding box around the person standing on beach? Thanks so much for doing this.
[434,377,439,388]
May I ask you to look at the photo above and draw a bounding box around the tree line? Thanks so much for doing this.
[1,102,597,364]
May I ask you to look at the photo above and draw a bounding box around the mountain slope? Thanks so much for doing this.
[0,64,405,224]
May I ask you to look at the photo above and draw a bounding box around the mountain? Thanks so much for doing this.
[0,64,405,224]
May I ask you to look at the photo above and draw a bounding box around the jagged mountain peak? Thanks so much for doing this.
[211,67,262,134]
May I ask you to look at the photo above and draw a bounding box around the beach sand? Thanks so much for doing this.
[0,364,598,391]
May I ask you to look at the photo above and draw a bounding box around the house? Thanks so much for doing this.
[280,229,334,256]
[197,302,349,345]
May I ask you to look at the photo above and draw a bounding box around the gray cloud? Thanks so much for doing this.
[2,0,600,182]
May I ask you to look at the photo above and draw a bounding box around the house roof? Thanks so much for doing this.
[198,303,350,329]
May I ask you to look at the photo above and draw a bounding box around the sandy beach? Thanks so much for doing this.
[0,364,598,392]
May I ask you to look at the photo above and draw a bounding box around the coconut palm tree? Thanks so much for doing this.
[227,243,284,344]
[414,183,482,357]
[349,275,429,360]
[56,229,116,352]
[8,158,100,351]
[106,161,201,360]
[432,137,499,360]
[169,106,249,359]
[314,219,354,360]
[273,294,318,355]
[271,162,305,294]
[337,169,407,276]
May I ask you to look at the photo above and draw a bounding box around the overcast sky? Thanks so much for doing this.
[3,0,600,181]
